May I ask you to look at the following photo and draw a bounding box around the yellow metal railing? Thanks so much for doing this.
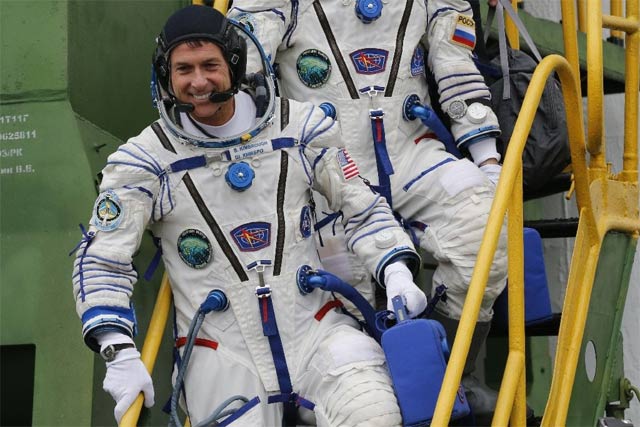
[543,1,639,426]
[431,52,587,426]
[120,275,173,426]
[434,0,639,425]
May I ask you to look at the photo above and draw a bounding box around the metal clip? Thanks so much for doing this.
[248,260,272,296]
[369,108,385,120]
[255,284,272,299]
[359,85,385,98]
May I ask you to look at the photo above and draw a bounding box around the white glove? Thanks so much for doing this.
[98,332,155,423]
[384,261,427,318]
[480,163,502,186]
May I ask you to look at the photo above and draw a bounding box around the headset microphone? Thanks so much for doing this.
[174,102,195,113]
[208,90,235,103]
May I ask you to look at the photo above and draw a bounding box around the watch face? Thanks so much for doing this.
[101,346,116,362]
[447,99,467,119]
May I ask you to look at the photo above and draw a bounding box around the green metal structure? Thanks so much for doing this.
[0,1,184,425]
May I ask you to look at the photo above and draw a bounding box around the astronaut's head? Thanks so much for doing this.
[151,5,276,148]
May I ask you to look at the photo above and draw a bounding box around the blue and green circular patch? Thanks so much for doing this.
[296,49,332,88]
[177,229,212,269]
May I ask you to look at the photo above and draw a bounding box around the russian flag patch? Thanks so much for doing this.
[337,148,359,180]
[451,14,476,50]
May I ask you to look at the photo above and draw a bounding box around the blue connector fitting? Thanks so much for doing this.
[200,289,229,314]
[225,162,255,192]
[296,264,315,295]
[402,94,421,121]
[355,0,383,23]
[319,102,337,120]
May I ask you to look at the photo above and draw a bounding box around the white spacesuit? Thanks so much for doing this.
[230,0,507,325]
[72,5,426,426]
[228,0,510,416]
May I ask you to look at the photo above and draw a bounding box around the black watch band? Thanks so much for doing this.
[465,97,492,107]
[100,343,135,362]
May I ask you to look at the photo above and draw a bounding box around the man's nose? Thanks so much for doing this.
[191,69,208,88]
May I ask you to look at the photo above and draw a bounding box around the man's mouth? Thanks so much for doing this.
[192,92,212,100]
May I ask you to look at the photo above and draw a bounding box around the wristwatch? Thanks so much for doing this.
[446,99,467,120]
[100,343,135,362]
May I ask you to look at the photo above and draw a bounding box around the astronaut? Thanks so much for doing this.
[227,0,509,417]
[71,5,428,426]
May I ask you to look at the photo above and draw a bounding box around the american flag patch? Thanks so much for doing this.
[451,14,476,49]
[337,148,359,180]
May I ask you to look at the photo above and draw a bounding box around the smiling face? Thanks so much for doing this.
[170,41,235,126]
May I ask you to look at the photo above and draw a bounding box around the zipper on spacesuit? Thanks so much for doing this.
[183,174,249,282]
[384,0,415,97]
[273,151,288,276]
[151,122,177,153]
[312,0,360,99]
[280,98,290,131]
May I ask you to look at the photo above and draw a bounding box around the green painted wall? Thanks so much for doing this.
[1,1,185,425]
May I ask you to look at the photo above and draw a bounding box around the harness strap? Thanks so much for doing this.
[267,393,316,411]
[143,236,163,281]
[255,285,300,425]
[369,109,394,207]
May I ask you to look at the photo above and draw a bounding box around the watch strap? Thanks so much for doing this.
[464,97,492,107]
[100,342,135,361]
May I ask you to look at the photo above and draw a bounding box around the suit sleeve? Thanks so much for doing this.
[227,0,292,73]
[72,135,162,351]
[297,104,421,285]
[425,0,501,153]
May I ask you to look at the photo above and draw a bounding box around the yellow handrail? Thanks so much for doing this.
[543,1,640,425]
[120,275,173,426]
[119,2,229,426]
[432,53,587,426]
[621,0,639,183]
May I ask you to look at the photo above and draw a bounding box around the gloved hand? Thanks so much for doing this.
[480,163,502,186]
[384,261,427,318]
[98,332,155,423]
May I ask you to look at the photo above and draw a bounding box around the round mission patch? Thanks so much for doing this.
[177,229,212,269]
[296,49,332,88]
[92,190,124,232]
